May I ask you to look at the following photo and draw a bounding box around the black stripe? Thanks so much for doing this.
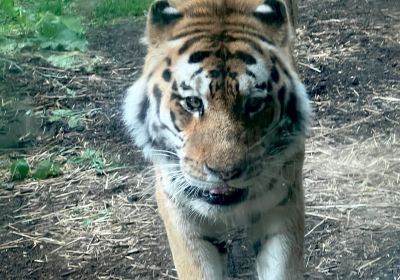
[234,51,257,65]
[138,96,150,123]
[286,93,299,126]
[171,93,183,101]
[160,122,181,139]
[172,80,178,91]
[214,49,257,65]
[270,66,280,83]
[278,86,286,117]
[214,48,228,60]
[171,29,210,40]
[228,72,238,79]
[170,111,182,132]
[228,30,274,45]
[152,138,170,153]
[209,33,265,55]
[246,70,257,79]
[153,85,162,114]
[253,240,262,256]
[224,19,275,36]
[277,187,293,206]
[267,80,273,92]
[270,54,292,82]
[191,67,203,79]
[180,82,192,91]
[178,35,205,54]
[170,20,215,39]
[162,68,172,82]
[255,82,267,90]
[189,51,212,63]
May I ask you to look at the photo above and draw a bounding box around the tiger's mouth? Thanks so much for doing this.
[184,184,248,206]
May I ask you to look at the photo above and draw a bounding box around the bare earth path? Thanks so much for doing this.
[0,0,399,279]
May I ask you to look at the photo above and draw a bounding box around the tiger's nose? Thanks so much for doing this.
[204,163,243,181]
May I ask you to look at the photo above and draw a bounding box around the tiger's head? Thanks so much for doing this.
[124,0,310,217]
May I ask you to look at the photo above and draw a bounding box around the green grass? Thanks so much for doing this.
[95,0,152,20]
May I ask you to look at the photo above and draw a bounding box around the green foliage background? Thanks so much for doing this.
[0,0,152,53]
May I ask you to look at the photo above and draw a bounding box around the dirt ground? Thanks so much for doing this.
[0,0,399,279]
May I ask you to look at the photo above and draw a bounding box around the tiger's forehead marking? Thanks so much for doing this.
[172,46,272,98]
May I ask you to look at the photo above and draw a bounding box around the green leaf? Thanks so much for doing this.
[33,159,62,180]
[10,159,30,180]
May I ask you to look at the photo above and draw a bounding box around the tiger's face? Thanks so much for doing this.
[124,0,310,216]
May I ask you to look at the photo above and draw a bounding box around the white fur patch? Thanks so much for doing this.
[256,235,287,279]
[292,78,312,132]
[123,77,152,157]
[163,6,179,15]
[255,4,273,14]
[238,61,269,94]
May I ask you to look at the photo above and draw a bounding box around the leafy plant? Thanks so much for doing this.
[32,159,62,179]
[10,159,30,180]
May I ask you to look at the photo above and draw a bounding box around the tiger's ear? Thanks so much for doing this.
[254,0,297,46]
[254,0,288,27]
[146,0,183,45]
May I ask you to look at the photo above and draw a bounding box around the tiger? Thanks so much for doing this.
[123,0,311,279]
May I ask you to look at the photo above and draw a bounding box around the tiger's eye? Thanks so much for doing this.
[185,97,203,112]
[245,97,266,115]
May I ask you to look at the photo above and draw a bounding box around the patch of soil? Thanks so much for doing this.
[299,0,400,142]
[0,0,399,279]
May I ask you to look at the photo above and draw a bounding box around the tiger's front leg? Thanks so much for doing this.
[254,211,304,280]
[156,186,227,280]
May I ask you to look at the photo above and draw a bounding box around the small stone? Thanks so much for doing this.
[351,76,359,86]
